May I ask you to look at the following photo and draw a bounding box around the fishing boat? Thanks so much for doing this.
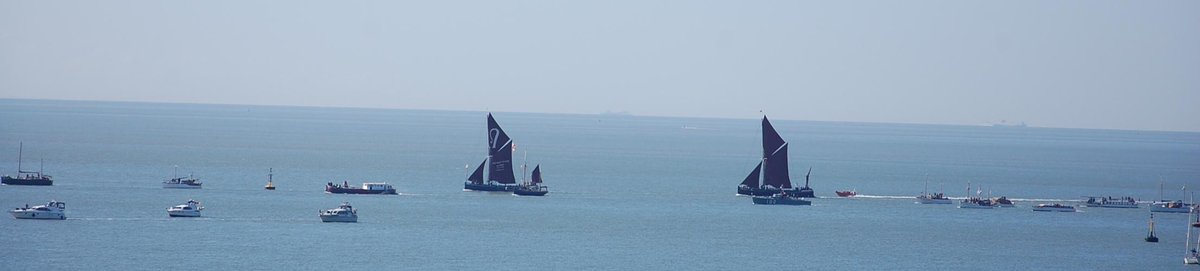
[464,113,519,192]
[9,200,66,220]
[166,199,203,217]
[320,202,357,223]
[264,168,276,190]
[162,166,201,189]
[514,164,548,196]
[916,181,952,204]
[1150,182,1189,213]
[736,116,811,198]
[325,181,397,195]
[835,190,856,197]
[1084,196,1139,208]
[991,196,1015,207]
[752,193,812,206]
[958,182,994,209]
[1,142,53,186]
[1031,203,1076,212]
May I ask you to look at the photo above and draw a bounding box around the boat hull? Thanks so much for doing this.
[9,210,65,220]
[916,198,953,204]
[1150,203,1190,213]
[513,188,548,196]
[320,215,357,223]
[752,196,811,206]
[1085,203,1139,208]
[1,176,53,186]
[326,187,397,195]
[959,203,995,209]
[465,182,517,192]
[167,210,202,217]
[738,186,809,197]
[835,191,856,197]
[163,183,202,189]
[1032,207,1076,212]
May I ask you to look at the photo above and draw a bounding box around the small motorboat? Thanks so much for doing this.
[991,196,1015,207]
[1032,203,1076,212]
[167,199,203,217]
[320,202,358,223]
[752,193,812,206]
[835,190,856,197]
[9,200,66,220]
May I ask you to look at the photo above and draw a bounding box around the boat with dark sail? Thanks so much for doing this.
[1,142,53,186]
[736,116,811,197]
[514,164,548,196]
[464,113,519,192]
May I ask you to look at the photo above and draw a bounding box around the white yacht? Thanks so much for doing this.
[167,199,204,217]
[9,200,66,220]
[320,202,357,223]
[1032,203,1076,212]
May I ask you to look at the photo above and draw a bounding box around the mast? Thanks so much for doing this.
[16,141,22,174]
[1188,192,1195,256]
[521,151,528,185]
[269,168,273,183]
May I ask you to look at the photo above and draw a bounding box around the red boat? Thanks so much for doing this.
[835,190,857,197]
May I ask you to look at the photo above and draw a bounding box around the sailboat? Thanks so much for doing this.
[264,168,276,190]
[1,142,53,186]
[737,116,811,198]
[1186,192,1200,264]
[464,113,519,192]
[1150,182,1190,213]
[514,165,549,196]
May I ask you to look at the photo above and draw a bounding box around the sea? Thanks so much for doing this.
[1,99,1198,270]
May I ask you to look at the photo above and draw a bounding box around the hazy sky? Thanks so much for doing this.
[2,1,1197,131]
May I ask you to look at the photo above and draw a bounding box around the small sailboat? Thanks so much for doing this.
[737,116,810,197]
[1,142,54,186]
[464,113,520,192]
[264,168,276,190]
[514,164,548,196]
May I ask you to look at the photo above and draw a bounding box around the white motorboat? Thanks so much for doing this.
[320,202,358,223]
[9,200,66,220]
[167,199,203,217]
[1032,203,1076,212]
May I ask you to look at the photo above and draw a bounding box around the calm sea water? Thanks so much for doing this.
[1,99,1199,270]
